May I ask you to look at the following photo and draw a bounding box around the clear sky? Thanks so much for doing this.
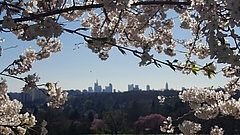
[0,10,231,92]
[0,30,230,92]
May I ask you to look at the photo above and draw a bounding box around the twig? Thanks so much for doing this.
[0,73,25,82]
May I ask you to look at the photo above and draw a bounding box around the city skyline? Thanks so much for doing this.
[72,79,186,92]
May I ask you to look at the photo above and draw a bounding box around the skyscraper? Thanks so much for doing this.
[134,85,139,91]
[105,83,113,93]
[165,82,169,91]
[88,87,93,92]
[94,79,102,92]
[128,84,134,91]
[146,85,150,91]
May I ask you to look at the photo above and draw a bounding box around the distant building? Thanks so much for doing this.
[128,84,134,91]
[8,92,19,100]
[94,79,102,92]
[88,87,93,93]
[19,92,32,103]
[8,88,46,104]
[8,92,31,104]
[134,85,139,91]
[146,85,150,91]
[128,84,140,91]
[30,88,46,102]
[105,83,113,93]
[164,82,169,90]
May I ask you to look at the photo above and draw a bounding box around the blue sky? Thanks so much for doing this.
[0,9,231,92]
[0,31,229,92]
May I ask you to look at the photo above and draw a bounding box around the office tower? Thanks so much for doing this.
[146,85,150,91]
[94,79,102,92]
[134,85,139,91]
[128,84,134,91]
[109,83,112,92]
[105,83,113,93]
[165,82,169,91]
[88,87,93,92]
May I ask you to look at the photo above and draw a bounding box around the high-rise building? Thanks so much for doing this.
[165,82,169,91]
[88,87,93,92]
[146,85,150,91]
[31,88,46,102]
[128,84,134,91]
[134,85,139,91]
[128,84,140,91]
[105,83,113,93]
[94,79,102,92]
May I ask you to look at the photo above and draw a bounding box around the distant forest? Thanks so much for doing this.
[18,90,240,135]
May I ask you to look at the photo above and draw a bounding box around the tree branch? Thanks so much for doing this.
[0,1,191,24]
[0,73,25,82]
[64,28,178,69]
[0,4,104,24]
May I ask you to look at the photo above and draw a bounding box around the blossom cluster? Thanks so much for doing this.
[0,79,36,135]
[178,120,201,135]
[45,82,68,108]
[4,39,62,75]
[157,95,165,104]
[160,116,174,133]
[210,125,224,135]
[22,73,40,92]
[178,85,240,120]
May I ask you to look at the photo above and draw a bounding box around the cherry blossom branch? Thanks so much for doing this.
[186,20,203,62]
[0,1,25,11]
[0,4,103,24]
[174,110,194,122]
[0,1,191,24]
[64,27,217,77]
[110,9,123,37]
[63,28,171,66]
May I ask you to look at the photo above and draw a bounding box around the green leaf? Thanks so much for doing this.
[45,82,53,90]
[191,65,200,75]
[207,69,216,79]
[203,62,216,79]
[184,63,189,69]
